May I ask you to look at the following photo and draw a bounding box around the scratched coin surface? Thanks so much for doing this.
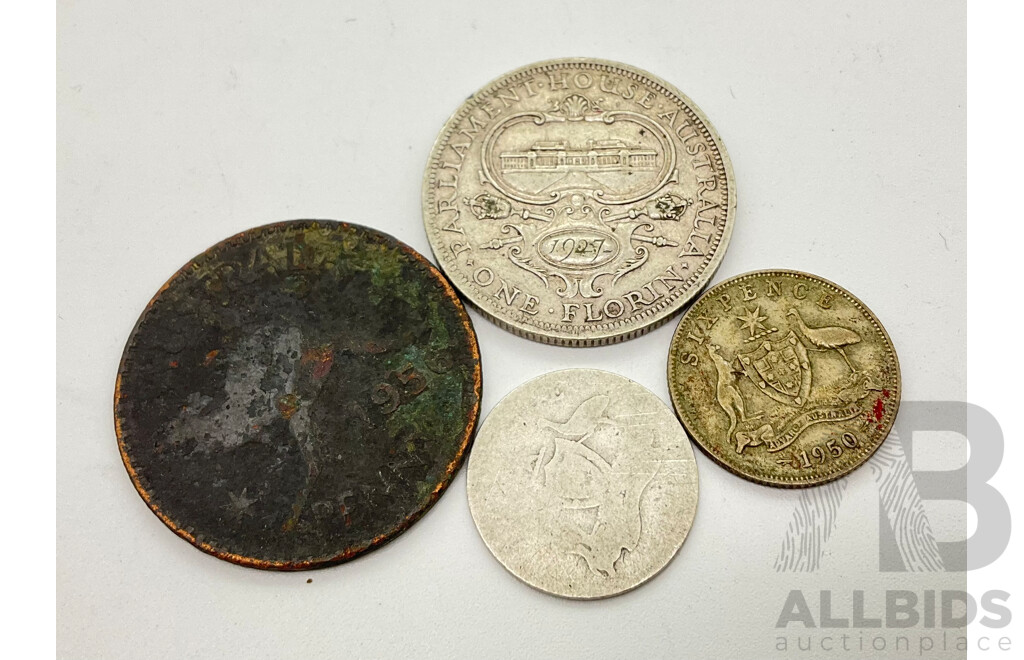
[114,220,482,569]
[467,369,698,599]
[667,270,901,488]
[423,58,735,346]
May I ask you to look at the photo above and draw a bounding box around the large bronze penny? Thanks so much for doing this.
[667,270,900,487]
[115,220,482,569]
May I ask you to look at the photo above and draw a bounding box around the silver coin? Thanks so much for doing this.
[467,369,699,599]
[423,58,736,346]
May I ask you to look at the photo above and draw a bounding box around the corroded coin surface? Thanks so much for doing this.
[467,369,698,599]
[667,270,900,488]
[115,220,482,569]
[423,58,735,346]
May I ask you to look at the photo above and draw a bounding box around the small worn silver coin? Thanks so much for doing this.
[467,369,699,599]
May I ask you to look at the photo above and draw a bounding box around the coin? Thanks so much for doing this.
[467,369,698,599]
[114,220,482,569]
[423,58,736,346]
[667,270,901,488]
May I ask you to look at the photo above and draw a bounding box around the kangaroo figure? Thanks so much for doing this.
[706,343,747,449]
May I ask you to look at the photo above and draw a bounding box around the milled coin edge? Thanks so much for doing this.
[421,57,737,347]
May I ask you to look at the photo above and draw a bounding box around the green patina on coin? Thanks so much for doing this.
[115,220,481,569]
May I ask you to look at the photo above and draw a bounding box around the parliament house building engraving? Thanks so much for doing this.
[499,139,659,173]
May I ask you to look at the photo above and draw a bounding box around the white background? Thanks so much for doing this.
[54,1,998,658]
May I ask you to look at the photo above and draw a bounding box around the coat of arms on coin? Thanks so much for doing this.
[423,58,735,346]
[114,221,481,569]
[467,369,698,599]
[667,270,901,487]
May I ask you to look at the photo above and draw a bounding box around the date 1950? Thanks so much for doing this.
[781,432,860,470]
